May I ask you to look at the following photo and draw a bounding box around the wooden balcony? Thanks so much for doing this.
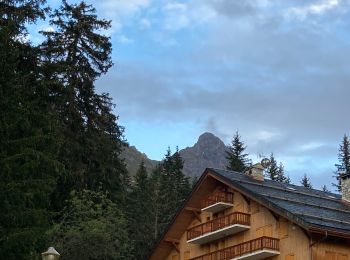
[190,237,280,260]
[187,212,250,244]
[201,191,234,213]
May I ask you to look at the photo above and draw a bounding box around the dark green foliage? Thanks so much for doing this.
[265,154,288,183]
[127,161,154,260]
[334,134,350,191]
[41,0,128,205]
[266,153,278,181]
[1,0,129,258]
[51,189,131,260]
[191,175,199,188]
[226,131,250,172]
[300,174,312,189]
[150,148,191,241]
[0,1,65,258]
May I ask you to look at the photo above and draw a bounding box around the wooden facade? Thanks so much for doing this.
[149,169,350,260]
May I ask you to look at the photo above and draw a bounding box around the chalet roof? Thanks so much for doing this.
[148,168,350,259]
[210,168,350,236]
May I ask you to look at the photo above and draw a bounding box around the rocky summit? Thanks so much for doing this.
[121,132,228,177]
[179,132,228,177]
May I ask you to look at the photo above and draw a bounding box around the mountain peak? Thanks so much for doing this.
[179,132,228,177]
[197,132,224,146]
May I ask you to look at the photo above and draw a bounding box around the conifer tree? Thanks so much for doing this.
[322,185,329,192]
[41,0,128,204]
[334,135,350,191]
[284,175,291,184]
[128,161,154,260]
[226,131,250,172]
[149,148,191,242]
[301,174,312,189]
[276,162,289,183]
[0,1,64,258]
[266,153,279,180]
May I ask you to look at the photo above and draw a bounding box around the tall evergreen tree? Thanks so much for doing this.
[226,131,250,172]
[334,135,350,191]
[41,0,128,204]
[300,174,312,189]
[149,148,191,242]
[0,1,64,259]
[128,161,153,260]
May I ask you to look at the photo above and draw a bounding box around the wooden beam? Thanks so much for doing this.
[185,206,202,222]
[164,238,180,253]
[185,206,201,213]
[241,194,250,205]
[269,209,279,221]
[164,238,180,244]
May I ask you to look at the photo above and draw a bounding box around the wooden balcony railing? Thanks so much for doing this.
[189,236,279,260]
[187,212,250,241]
[201,191,234,209]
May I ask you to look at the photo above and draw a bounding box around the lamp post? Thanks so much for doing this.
[42,247,60,260]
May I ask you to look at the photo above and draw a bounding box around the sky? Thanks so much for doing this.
[32,0,350,191]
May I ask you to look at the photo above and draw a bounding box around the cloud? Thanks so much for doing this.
[206,0,257,18]
[95,0,151,32]
[95,0,350,191]
[286,0,340,20]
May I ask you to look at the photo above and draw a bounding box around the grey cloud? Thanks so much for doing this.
[96,0,350,191]
[206,0,256,18]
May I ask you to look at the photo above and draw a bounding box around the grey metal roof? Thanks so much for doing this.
[209,168,350,236]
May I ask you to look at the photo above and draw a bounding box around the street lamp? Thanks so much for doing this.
[42,247,60,260]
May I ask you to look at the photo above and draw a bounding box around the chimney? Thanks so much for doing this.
[246,163,264,181]
[340,172,350,202]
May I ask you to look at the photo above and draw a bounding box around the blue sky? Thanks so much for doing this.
[32,0,350,191]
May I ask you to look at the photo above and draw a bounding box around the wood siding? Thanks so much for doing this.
[165,187,311,260]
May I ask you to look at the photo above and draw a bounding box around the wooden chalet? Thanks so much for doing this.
[148,164,350,260]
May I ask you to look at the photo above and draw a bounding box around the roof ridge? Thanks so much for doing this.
[210,168,339,197]
[224,175,340,201]
[261,192,350,214]
[295,212,350,227]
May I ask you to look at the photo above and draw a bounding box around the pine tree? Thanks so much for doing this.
[41,1,128,204]
[149,148,191,242]
[300,174,312,189]
[284,175,291,184]
[266,153,279,180]
[226,131,250,172]
[128,161,154,260]
[334,135,350,191]
[0,1,64,258]
[322,185,329,192]
[276,162,288,183]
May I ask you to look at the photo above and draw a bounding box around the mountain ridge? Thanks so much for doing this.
[121,132,228,177]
